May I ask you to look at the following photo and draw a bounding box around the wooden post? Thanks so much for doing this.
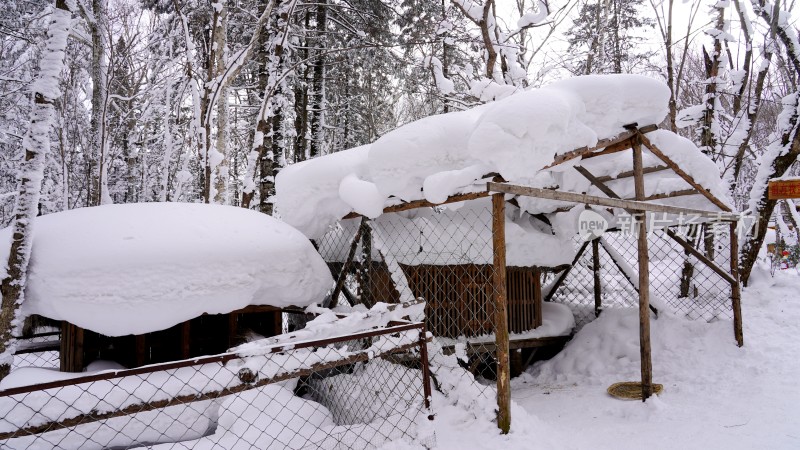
[633,137,654,401]
[361,218,373,308]
[60,322,84,372]
[532,266,542,328]
[492,192,511,434]
[729,222,744,347]
[592,239,602,317]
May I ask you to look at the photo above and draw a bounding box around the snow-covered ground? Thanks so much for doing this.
[415,265,800,450]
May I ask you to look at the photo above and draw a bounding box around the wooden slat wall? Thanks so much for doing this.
[363,264,541,338]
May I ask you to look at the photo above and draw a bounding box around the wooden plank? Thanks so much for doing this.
[533,267,542,328]
[492,193,511,434]
[329,220,365,308]
[574,166,622,199]
[596,165,669,182]
[664,229,736,285]
[487,182,740,221]
[59,322,84,373]
[637,189,698,201]
[579,138,636,161]
[768,179,800,200]
[730,222,744,347]
[342,190,491,220]
[440,335,571,355]
[633,138,653,401]
[543,124,658,169]
[135,334,146,367]
[181,321,191,359]
[639,134,732,212]
[592,239,602,317]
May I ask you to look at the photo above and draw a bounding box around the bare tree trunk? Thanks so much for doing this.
[213,2,229,204]
[309,0,326,158]
[88,0,109,206]
[699,6,724,157]
[0,0,72,381]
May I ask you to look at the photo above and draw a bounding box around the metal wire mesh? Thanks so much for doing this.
[317,198,542,393]
[548,227,733,329]
[11,333,61,370]
[0,323,432,449]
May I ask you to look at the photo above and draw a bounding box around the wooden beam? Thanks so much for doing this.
[487,182,739,221]
[633,138,653,401]
[637,189,699,201]
[342,190,490,220]
[544,124,658,169]
[542,240,591,302]
[596,165,669,182]
[664,229,736,285]
[639,134,732,212]
[492,193,511,434]
[730,222,744,347]
[592,239,602,317]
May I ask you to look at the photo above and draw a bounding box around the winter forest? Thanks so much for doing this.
[0,0,798,282]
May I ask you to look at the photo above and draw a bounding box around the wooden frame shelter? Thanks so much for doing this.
[325,124,743,433]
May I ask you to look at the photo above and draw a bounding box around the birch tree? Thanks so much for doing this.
[0,0,72,381]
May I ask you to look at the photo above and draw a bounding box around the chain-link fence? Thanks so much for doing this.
[11,332,61,371]
[316,197,575,395]
[549,226,733,329]
[0,321,432,450]
[317,198,736,382]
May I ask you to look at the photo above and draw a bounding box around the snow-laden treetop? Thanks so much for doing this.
[276,74,732,240]
[2,203,332,336]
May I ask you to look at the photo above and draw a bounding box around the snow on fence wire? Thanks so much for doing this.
[548,227,733,329]
[0,321,433,450]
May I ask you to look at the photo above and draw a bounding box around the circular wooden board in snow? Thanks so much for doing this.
[607,382,664,400]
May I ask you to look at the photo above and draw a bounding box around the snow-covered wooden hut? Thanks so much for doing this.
[10,203,332,372]
[275,74,742,388]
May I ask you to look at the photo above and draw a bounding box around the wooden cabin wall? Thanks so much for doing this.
[61,310,283,372]
[331,261,542,338]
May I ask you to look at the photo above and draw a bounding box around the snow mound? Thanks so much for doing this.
[276,74,719,241]
[7,203,332,336]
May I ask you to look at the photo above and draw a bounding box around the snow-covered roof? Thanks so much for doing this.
[276,74,732,246]
[4,203,333,336]
[321,198,575,267]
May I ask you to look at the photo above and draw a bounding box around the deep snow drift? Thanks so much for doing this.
[412,267,800,450]
[1,203,333,336]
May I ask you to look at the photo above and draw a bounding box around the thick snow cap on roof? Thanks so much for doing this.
[276,74,731,240]
[7,203,332,336]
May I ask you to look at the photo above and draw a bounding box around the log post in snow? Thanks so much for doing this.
[730,222,744,347]
[0,0,72,380]
[492,192,511,433]
[632,136,653,401]
[592,238,602,317]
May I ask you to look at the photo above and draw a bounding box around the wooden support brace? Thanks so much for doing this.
[639,134,732,212]
[329,220,366,308]
[664,229,736,285]
[542,240,590,302]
